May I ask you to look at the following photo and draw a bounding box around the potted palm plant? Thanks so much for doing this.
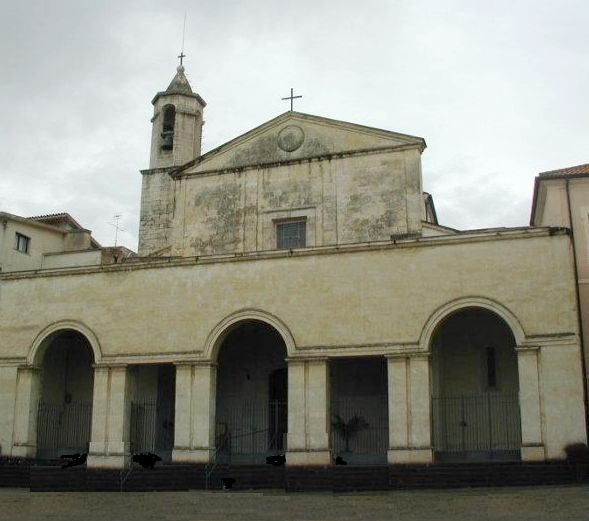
[332,414,370,454]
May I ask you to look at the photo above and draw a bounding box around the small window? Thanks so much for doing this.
[486,346,497,388]
[276,220,306,250]
[15,232,30,254]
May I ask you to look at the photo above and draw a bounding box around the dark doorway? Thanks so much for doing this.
[37,330,94,460]
[330,357,388,465]
[431,308,522,462]
[129,364,175,461]
[216,321,287,464]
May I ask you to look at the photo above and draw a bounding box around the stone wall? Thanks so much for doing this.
[0,229,585,459]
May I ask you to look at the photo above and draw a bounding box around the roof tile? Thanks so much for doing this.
[539,163,589,177]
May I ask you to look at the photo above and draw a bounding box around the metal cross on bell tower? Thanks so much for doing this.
[178,52,186,66]
[282,88,302,111]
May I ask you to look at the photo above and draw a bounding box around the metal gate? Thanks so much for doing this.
[215,399,287,464]
[37,402,92,459]
[432,393,522,461]
[331,396,388,464]
[130,401,174,459]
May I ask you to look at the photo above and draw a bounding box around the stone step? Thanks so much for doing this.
[1,461,586,492]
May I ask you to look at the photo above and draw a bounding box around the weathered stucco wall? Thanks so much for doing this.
[0,232,578,358]
[138,114,426,257]
[168,147,423,256]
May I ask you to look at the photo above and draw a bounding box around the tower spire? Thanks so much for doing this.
[148,62,206,169]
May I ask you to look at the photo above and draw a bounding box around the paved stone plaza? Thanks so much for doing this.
[0,485,588,521]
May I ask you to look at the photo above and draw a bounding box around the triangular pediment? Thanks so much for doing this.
[176,112,426,175]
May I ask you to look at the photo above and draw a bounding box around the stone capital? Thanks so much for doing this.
[515,345,541,354]
[174,360,217,368]
[385,351,429,361]
[91,362,129,370]
[285,356,329,365]
[17,365,41,373]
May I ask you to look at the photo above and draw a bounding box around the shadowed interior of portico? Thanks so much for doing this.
[36,330,94,460]
[431,307,522,463]
[330,357,388,465]
[215,321,288,464]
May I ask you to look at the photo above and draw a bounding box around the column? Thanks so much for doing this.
[87,365,131,469]
[386,353,433,464]
[11,366,41,458]
[285,357,331,466]
[172,362,217,464]
[516,346,545,461]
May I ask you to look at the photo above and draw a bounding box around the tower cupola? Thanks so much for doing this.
[149,65,206,168]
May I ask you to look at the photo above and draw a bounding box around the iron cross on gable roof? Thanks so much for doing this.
[282,88,302,111]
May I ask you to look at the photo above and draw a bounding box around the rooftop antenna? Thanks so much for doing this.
[109,214,125,247]
[178,8,187,66]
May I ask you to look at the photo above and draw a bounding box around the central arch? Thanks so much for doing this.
[214,319,288,464]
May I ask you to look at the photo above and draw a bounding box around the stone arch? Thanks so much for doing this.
[419,296,526,353]
[28,320,102,366]
[204,308,296,362]
[426,297,524,462]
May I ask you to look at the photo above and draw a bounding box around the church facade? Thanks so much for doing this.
[0,66,586,470]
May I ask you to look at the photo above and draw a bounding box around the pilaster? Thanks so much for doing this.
[515,346,546,461]
[386,353,433,464]
[285,357,331,466]
[87,364,131,469]
[11,366,41,458]
[172,362,217,464]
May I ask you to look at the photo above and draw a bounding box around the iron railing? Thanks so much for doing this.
[37,402,92,458]
[330,395,388,464]
[432,393,522,456]
[129,400,174,456]
[214,399,287,464]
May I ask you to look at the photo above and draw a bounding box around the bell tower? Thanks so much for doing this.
[149,65,206,168]
[138,64,206,256]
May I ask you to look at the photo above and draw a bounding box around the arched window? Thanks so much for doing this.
[161,105,175,150]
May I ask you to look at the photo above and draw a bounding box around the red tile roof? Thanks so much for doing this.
[539,163,589,177]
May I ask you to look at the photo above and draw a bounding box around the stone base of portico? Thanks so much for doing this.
[388,447,433,465]
[172,447,215,464]
[285,449,332,466]
[87,441,131,469]
[521,444,546,462]
[10,443,37,459]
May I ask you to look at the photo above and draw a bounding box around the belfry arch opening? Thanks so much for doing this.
[36,329,94,460]
[431,307,522,462]
[215,320,287,464]
[161,104,175,150]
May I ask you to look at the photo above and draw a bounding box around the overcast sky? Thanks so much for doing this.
[1,0,588,249]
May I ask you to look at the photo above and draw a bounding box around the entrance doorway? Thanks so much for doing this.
[330,357,388,464]
[36,330,94,460]
[215,321,287,464]
[431,308,522,462]
[129,364,175,461]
